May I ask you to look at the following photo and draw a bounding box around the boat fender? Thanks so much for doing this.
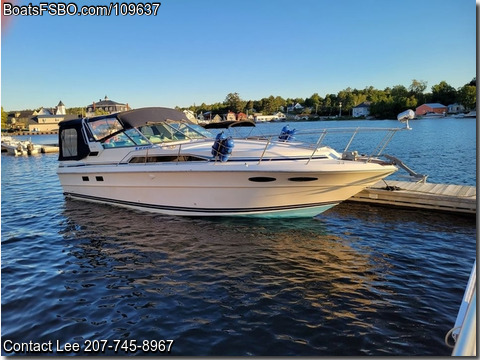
[211,132,226,157]
[212,132,234,161]
[279,125,296,141]
[219,137,234,162]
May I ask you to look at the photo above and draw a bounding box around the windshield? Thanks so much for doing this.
[88,117,123,140]
[102,128,151,148]
[138,122,212,143]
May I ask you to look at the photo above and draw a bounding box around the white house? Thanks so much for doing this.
[86,96,129,116]
[447,103,465,114]
[352,101,371,117]
[254,112,286,122]
[287,103,304,112]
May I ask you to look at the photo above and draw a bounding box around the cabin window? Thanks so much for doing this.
[128,155,208,163]
[61,128,78,157]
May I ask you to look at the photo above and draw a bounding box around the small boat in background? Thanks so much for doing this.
[463,110,476,118]
[1,136,41,156]
[419,111,446,119]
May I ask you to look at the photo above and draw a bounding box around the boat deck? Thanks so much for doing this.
[348,180,476,215]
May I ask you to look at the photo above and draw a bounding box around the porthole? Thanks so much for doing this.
[248,177,277,182]
[288,177,318,182]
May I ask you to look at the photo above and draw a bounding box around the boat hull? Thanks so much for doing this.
[58,160,397,217]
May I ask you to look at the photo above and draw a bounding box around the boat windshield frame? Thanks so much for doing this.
[86,116,213,148]
[87,116,124,141]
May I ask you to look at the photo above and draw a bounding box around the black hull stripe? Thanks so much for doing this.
[64,192,338,214]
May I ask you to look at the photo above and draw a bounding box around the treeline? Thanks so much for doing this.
[179,78,476,119]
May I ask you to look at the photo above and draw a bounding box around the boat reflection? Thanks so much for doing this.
[60,198,400,332]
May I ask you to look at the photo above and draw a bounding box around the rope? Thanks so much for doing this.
[444,326,461,348]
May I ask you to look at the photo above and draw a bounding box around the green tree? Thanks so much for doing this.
[94,108,110,115]
[409,79,427,104]
[1,107,8,129]
[260,95,285,114]
[224,92,245,113]
[391,85,409,99]
[431,81,457,105]
[245,100,255,113]
[321,94,337,116]
[66,107,85,116]
[369,97,395,119]
[337,88,356,115]
[457,84,476,110]
[305,93,322,112]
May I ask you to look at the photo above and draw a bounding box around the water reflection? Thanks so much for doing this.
[57,199,408,355]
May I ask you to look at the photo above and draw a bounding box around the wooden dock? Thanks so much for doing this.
[349,180,476,215]
[40,145,59,153]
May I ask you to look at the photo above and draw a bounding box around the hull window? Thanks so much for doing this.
[248,177,277,182]
[288,177,318,182]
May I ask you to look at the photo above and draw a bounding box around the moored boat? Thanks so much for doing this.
[419,111,446,119]
[56,107,412,217]
[463,110,476,118]
[1,136,42,156]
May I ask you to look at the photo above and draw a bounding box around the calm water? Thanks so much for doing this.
[1,117,476,356]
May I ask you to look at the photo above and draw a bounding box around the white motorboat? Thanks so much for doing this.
[419,111,446,119]
[1,136,41,156]
[57,107,410,217]
[463,110,476,118]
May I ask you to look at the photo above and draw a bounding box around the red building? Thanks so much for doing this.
[415,103,447,116]
[237,112,247,121]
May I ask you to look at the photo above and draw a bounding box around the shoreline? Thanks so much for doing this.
[2,131,58,136]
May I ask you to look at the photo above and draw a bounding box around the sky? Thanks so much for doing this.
[0,0,477,111]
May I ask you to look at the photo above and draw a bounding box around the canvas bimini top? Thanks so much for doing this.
[58,107,191,131]
[116,107,191,129]
[58,107,200,161]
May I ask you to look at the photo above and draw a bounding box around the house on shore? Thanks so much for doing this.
[447,103,465,114]
[226,111,236,121]
[28,101,70,132]
[86,96,129,116]
[352,101,371,118]
[7,110,34,131]
[286,103,304,113]
[237,112,247,121]
[415,103,447,116]
[254,112,286,122]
